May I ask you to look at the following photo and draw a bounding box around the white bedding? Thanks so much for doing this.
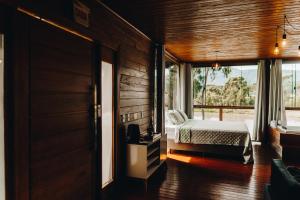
[166,123,182,140]
[166,120,249,143]
[165,119,253,164]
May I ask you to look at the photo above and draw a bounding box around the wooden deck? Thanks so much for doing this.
[116,143,285,200]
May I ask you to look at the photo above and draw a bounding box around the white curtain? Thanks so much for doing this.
[176,65,181,110]
[253,60,266,141]
[268,59,287,126]
[179,63,186,111]
[185,63,194,118]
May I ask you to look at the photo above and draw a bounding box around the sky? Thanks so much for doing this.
[207,65,258,86]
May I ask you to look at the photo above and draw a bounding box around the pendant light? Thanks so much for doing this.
[274,27,279,55]
[212,51,221,70]
[282,15,287,47]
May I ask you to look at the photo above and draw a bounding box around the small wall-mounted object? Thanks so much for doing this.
[73,0,90,28]
[121,111,144,123]
[134,112,138,120]
[121,115,125,123]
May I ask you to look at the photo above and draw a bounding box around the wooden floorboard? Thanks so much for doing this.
[116,143,292,200]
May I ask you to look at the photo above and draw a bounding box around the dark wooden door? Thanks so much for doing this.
[29,20,96,200]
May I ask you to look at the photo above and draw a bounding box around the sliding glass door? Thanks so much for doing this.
[101,60,114,189]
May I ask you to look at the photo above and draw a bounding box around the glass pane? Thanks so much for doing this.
[101,61,114,188]
[286,110,300,126]
[282,64,295,107]
[193,65,257,107]
[296,64,300,107]
[237,65,257,106]
[194,108,219,121]
[223,109,255,139]
[165,64,179,111]
[0,34,5,200]
[192,68,206,105]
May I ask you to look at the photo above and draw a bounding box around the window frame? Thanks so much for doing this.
[282,61,300,110]
[192,64,258,121]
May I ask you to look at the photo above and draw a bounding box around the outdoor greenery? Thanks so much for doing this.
[192,66,255,106]
[165,64,178,110]
[282,64,300,107]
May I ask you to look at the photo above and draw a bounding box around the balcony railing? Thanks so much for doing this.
[193,105,254,121]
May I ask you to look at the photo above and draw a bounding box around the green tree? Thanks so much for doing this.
[168,66,177,110]
[223,76,252,106]
[192,66,232,118]
[206,85,223,105]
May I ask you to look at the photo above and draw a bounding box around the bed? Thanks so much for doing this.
[166,118,254,164]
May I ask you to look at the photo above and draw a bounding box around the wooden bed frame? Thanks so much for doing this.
[168,139,245,160]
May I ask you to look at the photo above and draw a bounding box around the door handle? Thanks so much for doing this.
[97,105,102,118]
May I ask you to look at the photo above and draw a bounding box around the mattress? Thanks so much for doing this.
[167,119,253,164]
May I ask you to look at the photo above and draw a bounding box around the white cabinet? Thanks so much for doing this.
[126,137,163,179]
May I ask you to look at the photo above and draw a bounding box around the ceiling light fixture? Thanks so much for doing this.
[275,14,300,56]
[212,51,221,70]
[274,27,279,55]
[282,15,287,47]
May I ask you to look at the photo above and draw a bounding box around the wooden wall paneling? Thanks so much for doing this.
[0,5,16,200]
[1,1,154,194]
[29,19,95,200]
[12,12,30,200]
[119,42,152,134]
[15,0,152,53]
[14,0,154,133]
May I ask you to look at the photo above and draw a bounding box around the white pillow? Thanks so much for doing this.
[165,111,172,125]
[176,110,189,121]
[168,110,185,125]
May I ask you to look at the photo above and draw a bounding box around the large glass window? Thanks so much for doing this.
[282,63,300,126]
[165,62,179,111]
[193,65,258,137]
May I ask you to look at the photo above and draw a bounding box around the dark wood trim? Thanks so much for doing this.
[194,105,255,110]
[219,108,223,121]
[12,11,30,200]
[282,57,300,63]
[191,59,259,67]
[156,44,165,134]
[2,5,14,200]
[93,42,101,200]
[95,0,151,42]
[113,47,121,185]
[165,50,180,64]
[115,45,125,186]
[285,107,300,110]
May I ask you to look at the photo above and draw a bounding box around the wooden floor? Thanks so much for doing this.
[117,143,283,200]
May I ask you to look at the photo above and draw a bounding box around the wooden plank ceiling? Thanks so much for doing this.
[103,0,300,62]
